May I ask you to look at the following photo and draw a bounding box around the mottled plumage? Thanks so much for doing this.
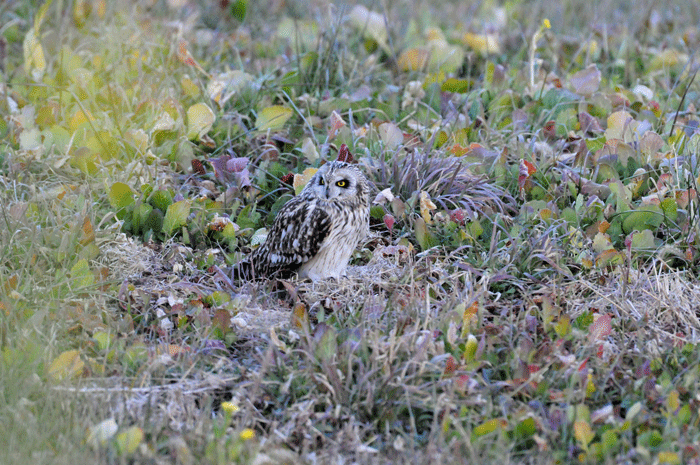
[234,160,370,281]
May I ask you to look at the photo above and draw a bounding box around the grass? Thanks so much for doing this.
[2,0,700,463]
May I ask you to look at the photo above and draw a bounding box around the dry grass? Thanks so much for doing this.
[3,0,700,463]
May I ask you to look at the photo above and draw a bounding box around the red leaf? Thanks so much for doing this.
[383,214,395,233]
[578,357,589,372]
[542,120,556,139]
[337,144,354,163]
[191,159,206,175]
[518,159,537,193]
[590,313,612,342]
[450,209,466,225]
[280,172,294,186]
[444,355,458,375]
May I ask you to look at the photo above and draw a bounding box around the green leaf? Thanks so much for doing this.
[415,217,439,251]
[48,349,84,381]
[186,102,215,140]
[148,189,173,212]
[621,204,663,233]
[441,78,470,93]
[70,147,98,175]
[600,430,618,453]
[70,258,95,288]
[629,229,656,250]
[237,204,261,230]
[515,418,536,438]
[314,324,337,363]
[229,0,248,21]
[163,200,191,236]
[93,331,113,351]
[109,182,135,210]
[472,418,503,437]
[660,197,678,222]
[144,208,164,236]
[115,426,144,455]
[256,105,293,131]
[132,203,153,235]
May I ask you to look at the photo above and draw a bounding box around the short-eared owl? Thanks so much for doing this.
[234,158,370,281]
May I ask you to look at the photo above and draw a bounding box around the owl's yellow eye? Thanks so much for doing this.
[336,180,348,188]
[319,178,325,185]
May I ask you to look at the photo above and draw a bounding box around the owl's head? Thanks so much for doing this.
[303,161,369,204]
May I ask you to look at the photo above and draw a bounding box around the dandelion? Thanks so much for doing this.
[543,18,551,29]
[239,428,255,441]
[221,402,239,415]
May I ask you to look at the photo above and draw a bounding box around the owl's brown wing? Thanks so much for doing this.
[233,197,332,281]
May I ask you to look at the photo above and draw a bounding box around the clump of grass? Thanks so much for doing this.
[365,147,515,218]
[5,0,700,464]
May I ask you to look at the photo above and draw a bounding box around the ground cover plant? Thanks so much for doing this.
[2,0,700,463]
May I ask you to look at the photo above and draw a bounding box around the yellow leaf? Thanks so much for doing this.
[667,390,680,412]
[152,111,176,133]
[293,168,317,195]
[591,232,614,253]
[69,109,94,133]
[256,105,293,131]
[585,373,596,398]
[73,0,91,26]
[595,249,624,267]
[658,451,681,465]
[22,29,46,80]
[186,103,215,140]
[115,426,144,455]
[250,228,268,247]
[48,349,85,381]
[419,191,437,224]
[397,48,430,71]
[464,334,478,362]
[22,0,52,81]
[180,76,200,98]
[554,315,571,337]
[348,5,388,50]
[426,32,464,73]
[86,418,118,447]
[604,110,638,143]
[95,0,106,18]
[378,122,403,149]
[300,137,319,163]
[207,70,253,106]
[573,420,595,447]
[34,0,53,31]
[473,418,505,437]
[462,32,501,55]
[649,49,688,71]
[462,302,478,333]
[291,302,308,329]
[70,258,95,288]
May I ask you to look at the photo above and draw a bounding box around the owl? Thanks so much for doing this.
[234,159,370,281]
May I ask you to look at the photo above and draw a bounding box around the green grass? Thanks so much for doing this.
[2,0,700,463]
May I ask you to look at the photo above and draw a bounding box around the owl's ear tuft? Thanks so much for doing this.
[336,144,354,163]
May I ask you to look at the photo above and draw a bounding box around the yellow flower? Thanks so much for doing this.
[543,18,551,29]
[240,428,255,441]
[221,402,239,415]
